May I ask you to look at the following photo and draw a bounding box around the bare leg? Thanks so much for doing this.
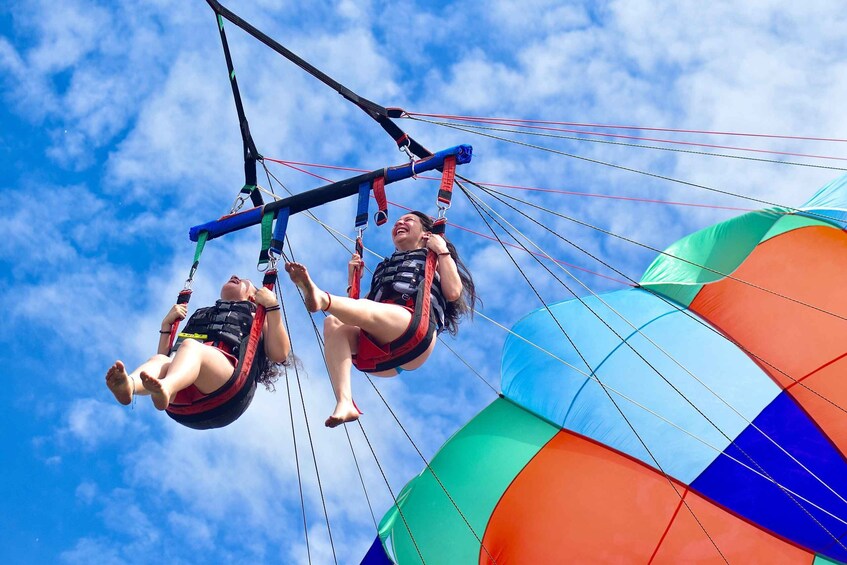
[141,339,236,411]
[287,262,411,343]
[323,316,363,427]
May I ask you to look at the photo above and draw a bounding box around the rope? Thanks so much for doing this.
[344,424,379,531]
[463,182,847,534]
[414,118,847,169]
[459,185,847,549]
[264,156,756,212]
[279,293,312,564]
[270,239,338,565]
[438,338,500,395]
[478,184,847,324]
[362,375,497,564]
[411,116,847,226]
[472,180,847,418]
[402,111,847,144]
[356,419,426,564]
[463,190,727,562]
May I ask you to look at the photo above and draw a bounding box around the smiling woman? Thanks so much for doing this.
[286,211,477,428]
[104,275,291,428]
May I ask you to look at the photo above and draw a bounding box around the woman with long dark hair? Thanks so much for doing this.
[286,211,476,427]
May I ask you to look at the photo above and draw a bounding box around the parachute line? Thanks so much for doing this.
[463,191,729,561]
[464,185,847,551]
[474,176,847,419]
[280,295,313,563]
[278,289,339,564]
[414,116,847,227]
[417,118,847,170]
[468,183,847,526]
[403,111,847,145]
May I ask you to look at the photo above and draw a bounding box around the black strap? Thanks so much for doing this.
[206,0,432,159]
[213,11,263,207]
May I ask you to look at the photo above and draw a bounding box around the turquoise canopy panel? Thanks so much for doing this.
[799,173,847,226]
[501,288,783,483]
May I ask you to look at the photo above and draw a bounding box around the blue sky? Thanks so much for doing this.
[2,0,846,563]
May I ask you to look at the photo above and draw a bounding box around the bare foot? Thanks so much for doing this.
[105,361,133,405]
[324,401,362,428]
[286,262,329,312]
[140,371,172,411]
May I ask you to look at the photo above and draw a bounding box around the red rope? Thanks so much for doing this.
[404,111,847,144]
[263,157,754,211]
[384,202,632,286]
[266,157,631,285]
[423,115,847,163]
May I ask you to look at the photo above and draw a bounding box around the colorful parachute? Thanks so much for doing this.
[362,175,847,564]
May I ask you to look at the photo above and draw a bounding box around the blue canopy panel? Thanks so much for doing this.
[799,172,847,227]
[501,287,782,484]
[692,391,847,562]
[360,536,392,565]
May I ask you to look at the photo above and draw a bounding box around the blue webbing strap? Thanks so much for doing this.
[270,206,290,257]
[355,180,371,229]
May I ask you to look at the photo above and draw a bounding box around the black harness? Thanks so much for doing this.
[174,300,256,357]
[366,249,447,332]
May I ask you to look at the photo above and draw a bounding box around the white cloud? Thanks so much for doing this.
[6,0,847,562]
[63,399,133,450]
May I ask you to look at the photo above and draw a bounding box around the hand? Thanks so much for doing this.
[425,233,449,255]
[348,253,364,280]
[163,304,187,325]
[252,287,278,308]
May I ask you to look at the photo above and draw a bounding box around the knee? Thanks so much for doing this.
[147,353,170,363]
[323,315,344,336]
[176,338,202,353]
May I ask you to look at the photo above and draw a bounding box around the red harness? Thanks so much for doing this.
[165,271,276,430]
[352,250,438,373]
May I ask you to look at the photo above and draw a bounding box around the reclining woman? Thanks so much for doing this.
[286,211,476,428]
[105,275,290,427]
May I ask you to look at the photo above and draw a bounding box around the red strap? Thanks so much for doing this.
[168,289,193,350]
[373,175,388,225]
[437,155,456,207]
[167,270,278,414]
[349,237,364,299]
[352,250,437,372]
[238,269,277,380]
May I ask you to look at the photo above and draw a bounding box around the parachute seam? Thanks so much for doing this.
[463,186,729,562]
[463,182,847,553]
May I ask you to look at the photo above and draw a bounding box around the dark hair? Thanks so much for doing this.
[410,210,477,335]
[254,350,298,391]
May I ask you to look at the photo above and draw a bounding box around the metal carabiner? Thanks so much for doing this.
[399,141,419,179]
[229,194,248,215]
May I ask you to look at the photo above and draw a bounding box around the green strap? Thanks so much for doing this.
[188,230,209,280]
[194,230,209,263]
[258,209,274,266]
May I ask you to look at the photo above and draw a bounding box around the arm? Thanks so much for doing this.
[254,287,291,363]
[158,304,187,355]
[347,253,364,296]
[427,235,463,302]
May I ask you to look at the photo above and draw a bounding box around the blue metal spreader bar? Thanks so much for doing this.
[189,144,473,242]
